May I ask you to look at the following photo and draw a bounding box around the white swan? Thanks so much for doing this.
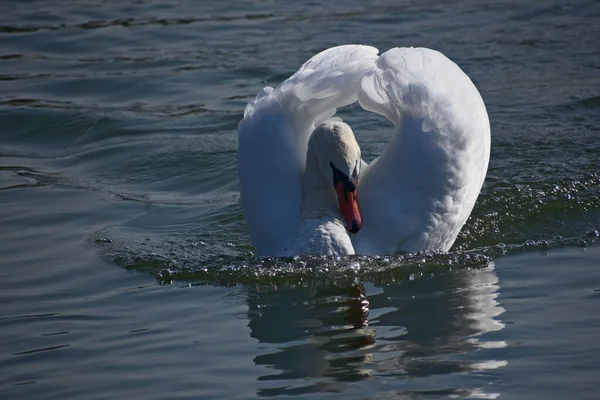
[238,45,490,256]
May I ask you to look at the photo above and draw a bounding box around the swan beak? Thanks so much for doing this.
[335,180,363,234]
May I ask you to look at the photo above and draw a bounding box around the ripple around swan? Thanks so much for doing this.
[95,229,598,288]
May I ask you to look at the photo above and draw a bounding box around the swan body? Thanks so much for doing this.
[237,45,490,256]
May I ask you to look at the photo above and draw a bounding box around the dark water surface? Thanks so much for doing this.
[1,0,599,399]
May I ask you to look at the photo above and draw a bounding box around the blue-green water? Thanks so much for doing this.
[1,0,599,398]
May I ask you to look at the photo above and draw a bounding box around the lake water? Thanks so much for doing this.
[1,0,599,399]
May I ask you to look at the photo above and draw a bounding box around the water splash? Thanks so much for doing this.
[94,228,598,289]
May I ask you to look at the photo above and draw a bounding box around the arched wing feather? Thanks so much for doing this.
[238,45,379,256]
[353,47,490,254]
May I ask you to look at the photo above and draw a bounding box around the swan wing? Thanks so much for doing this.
[353,47,491,254]
[238,45,379,256]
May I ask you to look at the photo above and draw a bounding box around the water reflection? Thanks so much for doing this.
[246,264,506,396]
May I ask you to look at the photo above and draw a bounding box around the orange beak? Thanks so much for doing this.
[335,181,362,234]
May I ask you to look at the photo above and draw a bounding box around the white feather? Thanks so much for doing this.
[237,45,490,256]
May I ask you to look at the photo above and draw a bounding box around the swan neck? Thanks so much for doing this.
[301,150,338,217]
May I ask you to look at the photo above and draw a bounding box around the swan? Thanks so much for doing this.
[237,45,490,256]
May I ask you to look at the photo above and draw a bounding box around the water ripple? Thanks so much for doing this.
[94,230,599,289]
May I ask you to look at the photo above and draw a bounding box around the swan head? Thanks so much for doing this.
[310,121,363,234]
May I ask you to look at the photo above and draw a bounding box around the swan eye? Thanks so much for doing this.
[330,161,356,192]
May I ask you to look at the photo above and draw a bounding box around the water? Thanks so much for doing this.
[1,0,599,398]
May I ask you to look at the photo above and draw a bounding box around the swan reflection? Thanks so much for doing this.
[245,264,506,396]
